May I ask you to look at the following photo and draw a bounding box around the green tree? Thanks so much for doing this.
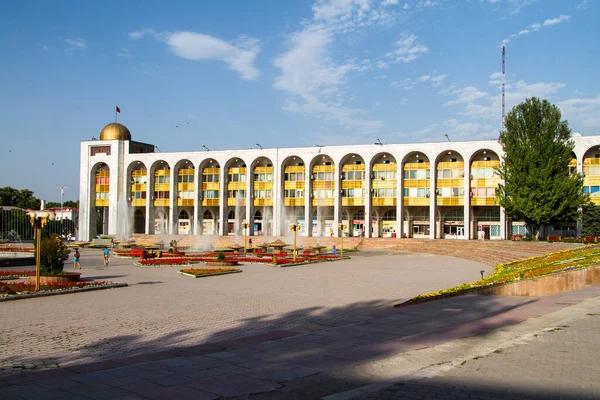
[582,204,600,236]
[497,97,587,239]
[39,234,70,275]
[0,187,41,209]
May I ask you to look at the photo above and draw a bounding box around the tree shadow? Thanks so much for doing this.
[0,294,591,399]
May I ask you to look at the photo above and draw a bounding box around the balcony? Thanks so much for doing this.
[95,184,109,192]
[437,197,464,206]
[372,180,396,189]
[202,182,220,190]
[436,179,463,187]
[178,183,194,191]
[312,198,334,207]
[372,198,396,206]
[403,180,429,188]
[95,199,109,207]
[155,183,170,191]
[254,198,273,207]
[342,198,365,206]
[404,197,429,206]
[470,197,498,206]
[341,180,363,189]
[584,176,600,186]
[131,199,146,207]
[313,181,334,189]
[178,199,195,207]
[154,199,169,207]
[202,199,219,207]
[131,184,146,192]
[253,181,273,190]
[284,181,305,190]
[228,198,246,207]
[284,198,305,206]
[227,182,246,190]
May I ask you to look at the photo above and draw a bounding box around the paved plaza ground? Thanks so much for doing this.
[1,244,599,399]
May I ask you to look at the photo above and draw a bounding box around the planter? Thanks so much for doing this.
[179,269,242,278]
[28,273,81,284]
[205,260,239,267]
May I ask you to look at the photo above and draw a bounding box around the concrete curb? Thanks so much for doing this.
[0,282,128,302]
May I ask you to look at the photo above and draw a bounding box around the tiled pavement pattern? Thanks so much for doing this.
[1,285,599,399]
[1,249,491,377]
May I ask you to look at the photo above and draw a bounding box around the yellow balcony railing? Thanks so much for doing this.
[131,184,146,192]
[436,179,463,187]
[178,183,194,191]
[178,199,195,207]
[154,199,169,207]
[405,162,430,170]
[227,182,246,190]
[372,198,396,206]
[155,183,170,191]
[228,167,246,174]
[437,197,464,206]
[404,197,429,206]
[341,180,363,189]
[284,181,305,190]
[132,170,146,177]
[437,161,464,169]
[373,163,397,171]
[313,165,335,172]
[228,198,246,206]
[584,177,600,186]
[253,181,273,190]
[471,160,500,168]
[254,198,273,207]
[284,198,305,206]
[254,166,274,174]
[312,181,334,189]
[202,182,220,190]
[312,198,334,207]
[285,166,305,173]
[155,169,170,176]
[131,199,146,207]
[372,180,396,189]
[95,184,109,192]
[178,168,194,175]
[342,164,365,172]
[583,158,600,166]
[470,197,498,206]
[404,180,429,188]
[472,178,500,187]
[202,199,219,207]
[342,198,365,206]
[591,198,600,205]
[95,199,109,207]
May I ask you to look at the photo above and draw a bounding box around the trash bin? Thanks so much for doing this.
[391,233,397,238]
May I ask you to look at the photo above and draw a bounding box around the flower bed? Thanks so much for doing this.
[136,253,345,267]
[0,280,122,299]
[179,268,242,278]
[403,245,600,306]
[0,270,35,280]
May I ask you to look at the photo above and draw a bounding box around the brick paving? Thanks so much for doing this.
[0,248,490,377]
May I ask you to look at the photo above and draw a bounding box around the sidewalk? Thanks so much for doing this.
[1,285,599,399]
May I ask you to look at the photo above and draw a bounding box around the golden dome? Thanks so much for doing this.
[99,123,131,141]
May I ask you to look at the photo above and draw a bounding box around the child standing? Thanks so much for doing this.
[74,248,81,269]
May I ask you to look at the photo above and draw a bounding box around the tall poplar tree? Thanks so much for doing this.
[496,97,587,238]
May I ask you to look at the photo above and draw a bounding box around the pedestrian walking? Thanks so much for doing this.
[332,243,337,254]
[103,247,110,266]
[73,248,81,269]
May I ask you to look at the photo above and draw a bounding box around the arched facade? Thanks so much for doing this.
[80,123,600,241]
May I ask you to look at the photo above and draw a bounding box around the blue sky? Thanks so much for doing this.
[1,0,598,201]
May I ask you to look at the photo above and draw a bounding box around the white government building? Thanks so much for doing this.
[78,122,600,241]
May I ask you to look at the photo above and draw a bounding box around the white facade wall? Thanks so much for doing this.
[78,135,600,241]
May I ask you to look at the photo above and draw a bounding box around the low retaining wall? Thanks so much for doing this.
[477,265,600,297]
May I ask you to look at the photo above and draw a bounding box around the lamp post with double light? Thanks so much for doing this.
[27,210,56,291]
[290,223,301,261]
[337,222,346,258]
[241,220,250,253]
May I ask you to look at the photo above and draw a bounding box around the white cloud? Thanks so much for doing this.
[391,73,447,90]
[445,86,489,105]
[504,14,570,43]
[403,3,410,9]
[543,15,570,26]
[382,0,399,6]
[273,23,382,131]
[385,33,428,63]
[129,29,260,80]
[576,0,589,10]
[311,0,394,33]
[117,48,134,59]
[557,97,600,129]
[65,38,87,53]
[430,74,448,87]
[416,0,438,8]
[489,72,503,86]
[376,60,390,69]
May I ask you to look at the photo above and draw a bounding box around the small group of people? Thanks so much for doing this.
[169,240,178,252]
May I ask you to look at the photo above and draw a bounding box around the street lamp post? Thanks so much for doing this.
[337,223,346,258]
[58,186,67,238]
[241,221,249,253]
[290,223,301,261]
[27,210,56,291]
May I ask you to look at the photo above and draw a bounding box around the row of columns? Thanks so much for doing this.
[134,162,507,239]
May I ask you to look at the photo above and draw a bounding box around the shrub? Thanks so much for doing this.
[39,235,70,275]
[216,251,226,261]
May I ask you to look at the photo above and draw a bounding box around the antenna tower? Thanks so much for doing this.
[501,41,506,126]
